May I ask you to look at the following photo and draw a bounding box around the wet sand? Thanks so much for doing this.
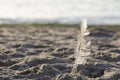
[0,27,120,80]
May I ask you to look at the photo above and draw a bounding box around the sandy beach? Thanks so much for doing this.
[0,26,120,80]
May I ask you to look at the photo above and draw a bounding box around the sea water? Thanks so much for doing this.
[0,0,120,24]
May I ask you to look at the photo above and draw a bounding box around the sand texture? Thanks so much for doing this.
[0,27,120,80]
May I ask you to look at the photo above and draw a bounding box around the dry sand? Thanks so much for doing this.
[0,27,119,80]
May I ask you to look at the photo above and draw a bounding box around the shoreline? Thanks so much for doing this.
[0,23,120,31]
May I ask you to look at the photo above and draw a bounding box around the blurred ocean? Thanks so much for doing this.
[0,0,120,25]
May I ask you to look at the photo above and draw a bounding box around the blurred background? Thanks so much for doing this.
[0,0,120,25]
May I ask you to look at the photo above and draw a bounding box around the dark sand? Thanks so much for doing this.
[0,27,120,80]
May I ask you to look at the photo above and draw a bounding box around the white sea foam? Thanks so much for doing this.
[0,0,120,24]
